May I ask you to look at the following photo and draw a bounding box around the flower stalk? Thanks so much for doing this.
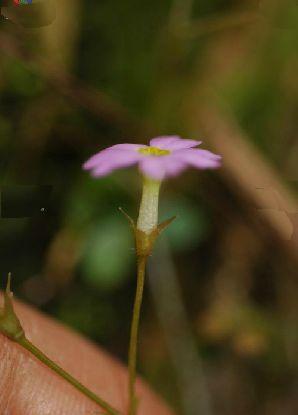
[0,274,120,415]
[126,176,175,415]
[128,255,146,415]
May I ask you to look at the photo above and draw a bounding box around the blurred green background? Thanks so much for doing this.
[1,0,298,414]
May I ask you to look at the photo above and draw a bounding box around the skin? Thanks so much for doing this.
[0,299,174,415]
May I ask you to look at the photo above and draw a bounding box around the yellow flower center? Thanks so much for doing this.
[138,146,170,157]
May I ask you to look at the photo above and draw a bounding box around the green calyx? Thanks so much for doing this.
[119,207,176,258]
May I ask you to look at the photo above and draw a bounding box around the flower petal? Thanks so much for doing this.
[83,143,145,170]
[150,136,201,151]
[175,149,222,169]
[139,155,188,180]
[88,149,143,177]
[139,157,166,180]
[162,155,188,177]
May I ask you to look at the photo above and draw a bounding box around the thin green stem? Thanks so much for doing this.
[128,256,147,415]
[18,336,120,415]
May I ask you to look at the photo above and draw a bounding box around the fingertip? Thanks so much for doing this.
[0,298,174,415]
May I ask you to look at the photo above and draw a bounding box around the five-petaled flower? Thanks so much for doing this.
[83,136,221,181]
[83,137,222,411]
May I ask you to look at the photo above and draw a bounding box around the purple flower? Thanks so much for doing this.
[83,136,221,181]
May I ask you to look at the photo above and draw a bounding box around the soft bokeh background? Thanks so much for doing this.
[1,0,298,414]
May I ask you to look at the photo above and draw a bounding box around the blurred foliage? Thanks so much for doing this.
[159,196,210,251]
[0,0,298,414]
[81,216,134,290]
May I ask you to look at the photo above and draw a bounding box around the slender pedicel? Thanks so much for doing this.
[127,176,160,414]
[127,176,175,415]
[127,255,146,415]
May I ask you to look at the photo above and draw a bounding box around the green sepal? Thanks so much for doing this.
[135,216,176,258]
[118,207,136,230]
[119,206,176,258]
[157,215,176,234]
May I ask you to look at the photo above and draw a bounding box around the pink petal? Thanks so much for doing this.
[139,157,166,180]
[83,143,145,170]
[162,155,189,177]
[149,136,201,151]
[108,143,145,151]
[175,149,222,169]
[139,155,188,180]
[88,149,143,177]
